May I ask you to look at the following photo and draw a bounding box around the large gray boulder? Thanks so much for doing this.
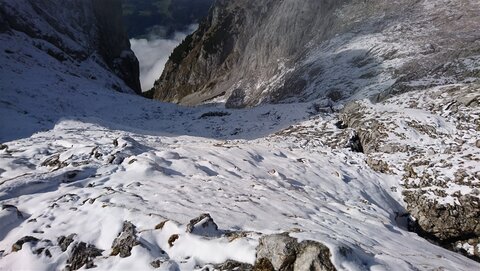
[253,233,336,271]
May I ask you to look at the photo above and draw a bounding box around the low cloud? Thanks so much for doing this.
[130,25,197,91]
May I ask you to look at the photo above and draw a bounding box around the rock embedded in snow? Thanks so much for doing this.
[65,242,103,271]
[213,260,254,271]
[41,154,67,169]
[111,221,139,258]
[185,213,220,237]
[150,251,171,268]
[58,234,76,252]
[11,236,39,252]
[155,220,169,230]
[168,234,179,247]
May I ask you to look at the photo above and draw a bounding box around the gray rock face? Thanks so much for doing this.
[254,233,335,271]
[111,221,138,258]
[0,0,141,93]
[152,0,480,108]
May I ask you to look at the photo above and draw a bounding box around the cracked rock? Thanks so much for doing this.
[111,221,138,258]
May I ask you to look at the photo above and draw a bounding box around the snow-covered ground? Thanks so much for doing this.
[1,4,480,270]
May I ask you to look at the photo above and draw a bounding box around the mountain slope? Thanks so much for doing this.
[0,0,141,94]
[152,0,480,107]
[0,0,479,270]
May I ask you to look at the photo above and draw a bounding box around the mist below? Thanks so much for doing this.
[130,25,197,92]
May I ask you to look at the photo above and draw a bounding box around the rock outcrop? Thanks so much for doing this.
[65,242,103,271]
[0,0,141,93]
[339,85,480,260]
[111,221,139,258]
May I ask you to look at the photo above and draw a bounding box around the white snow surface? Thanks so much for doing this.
[1,15,479,271]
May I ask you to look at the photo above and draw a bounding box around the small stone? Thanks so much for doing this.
[168,234,179,247]
[41,154,67,169]
[150,260,163,268]
[476,139,480,148]
[155,220,169,230]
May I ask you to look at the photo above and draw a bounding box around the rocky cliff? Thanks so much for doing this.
[152,0,479,107]
[0,0,141,93]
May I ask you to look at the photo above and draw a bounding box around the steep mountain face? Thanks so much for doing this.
[122,0,214,38]
[152,0,479,107]
[0,0,141,93]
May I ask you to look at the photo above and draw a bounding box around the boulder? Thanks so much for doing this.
[58,234,76,252]
[253,233,336,271]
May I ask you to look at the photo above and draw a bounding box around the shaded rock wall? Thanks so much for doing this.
[0,0,141,93]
